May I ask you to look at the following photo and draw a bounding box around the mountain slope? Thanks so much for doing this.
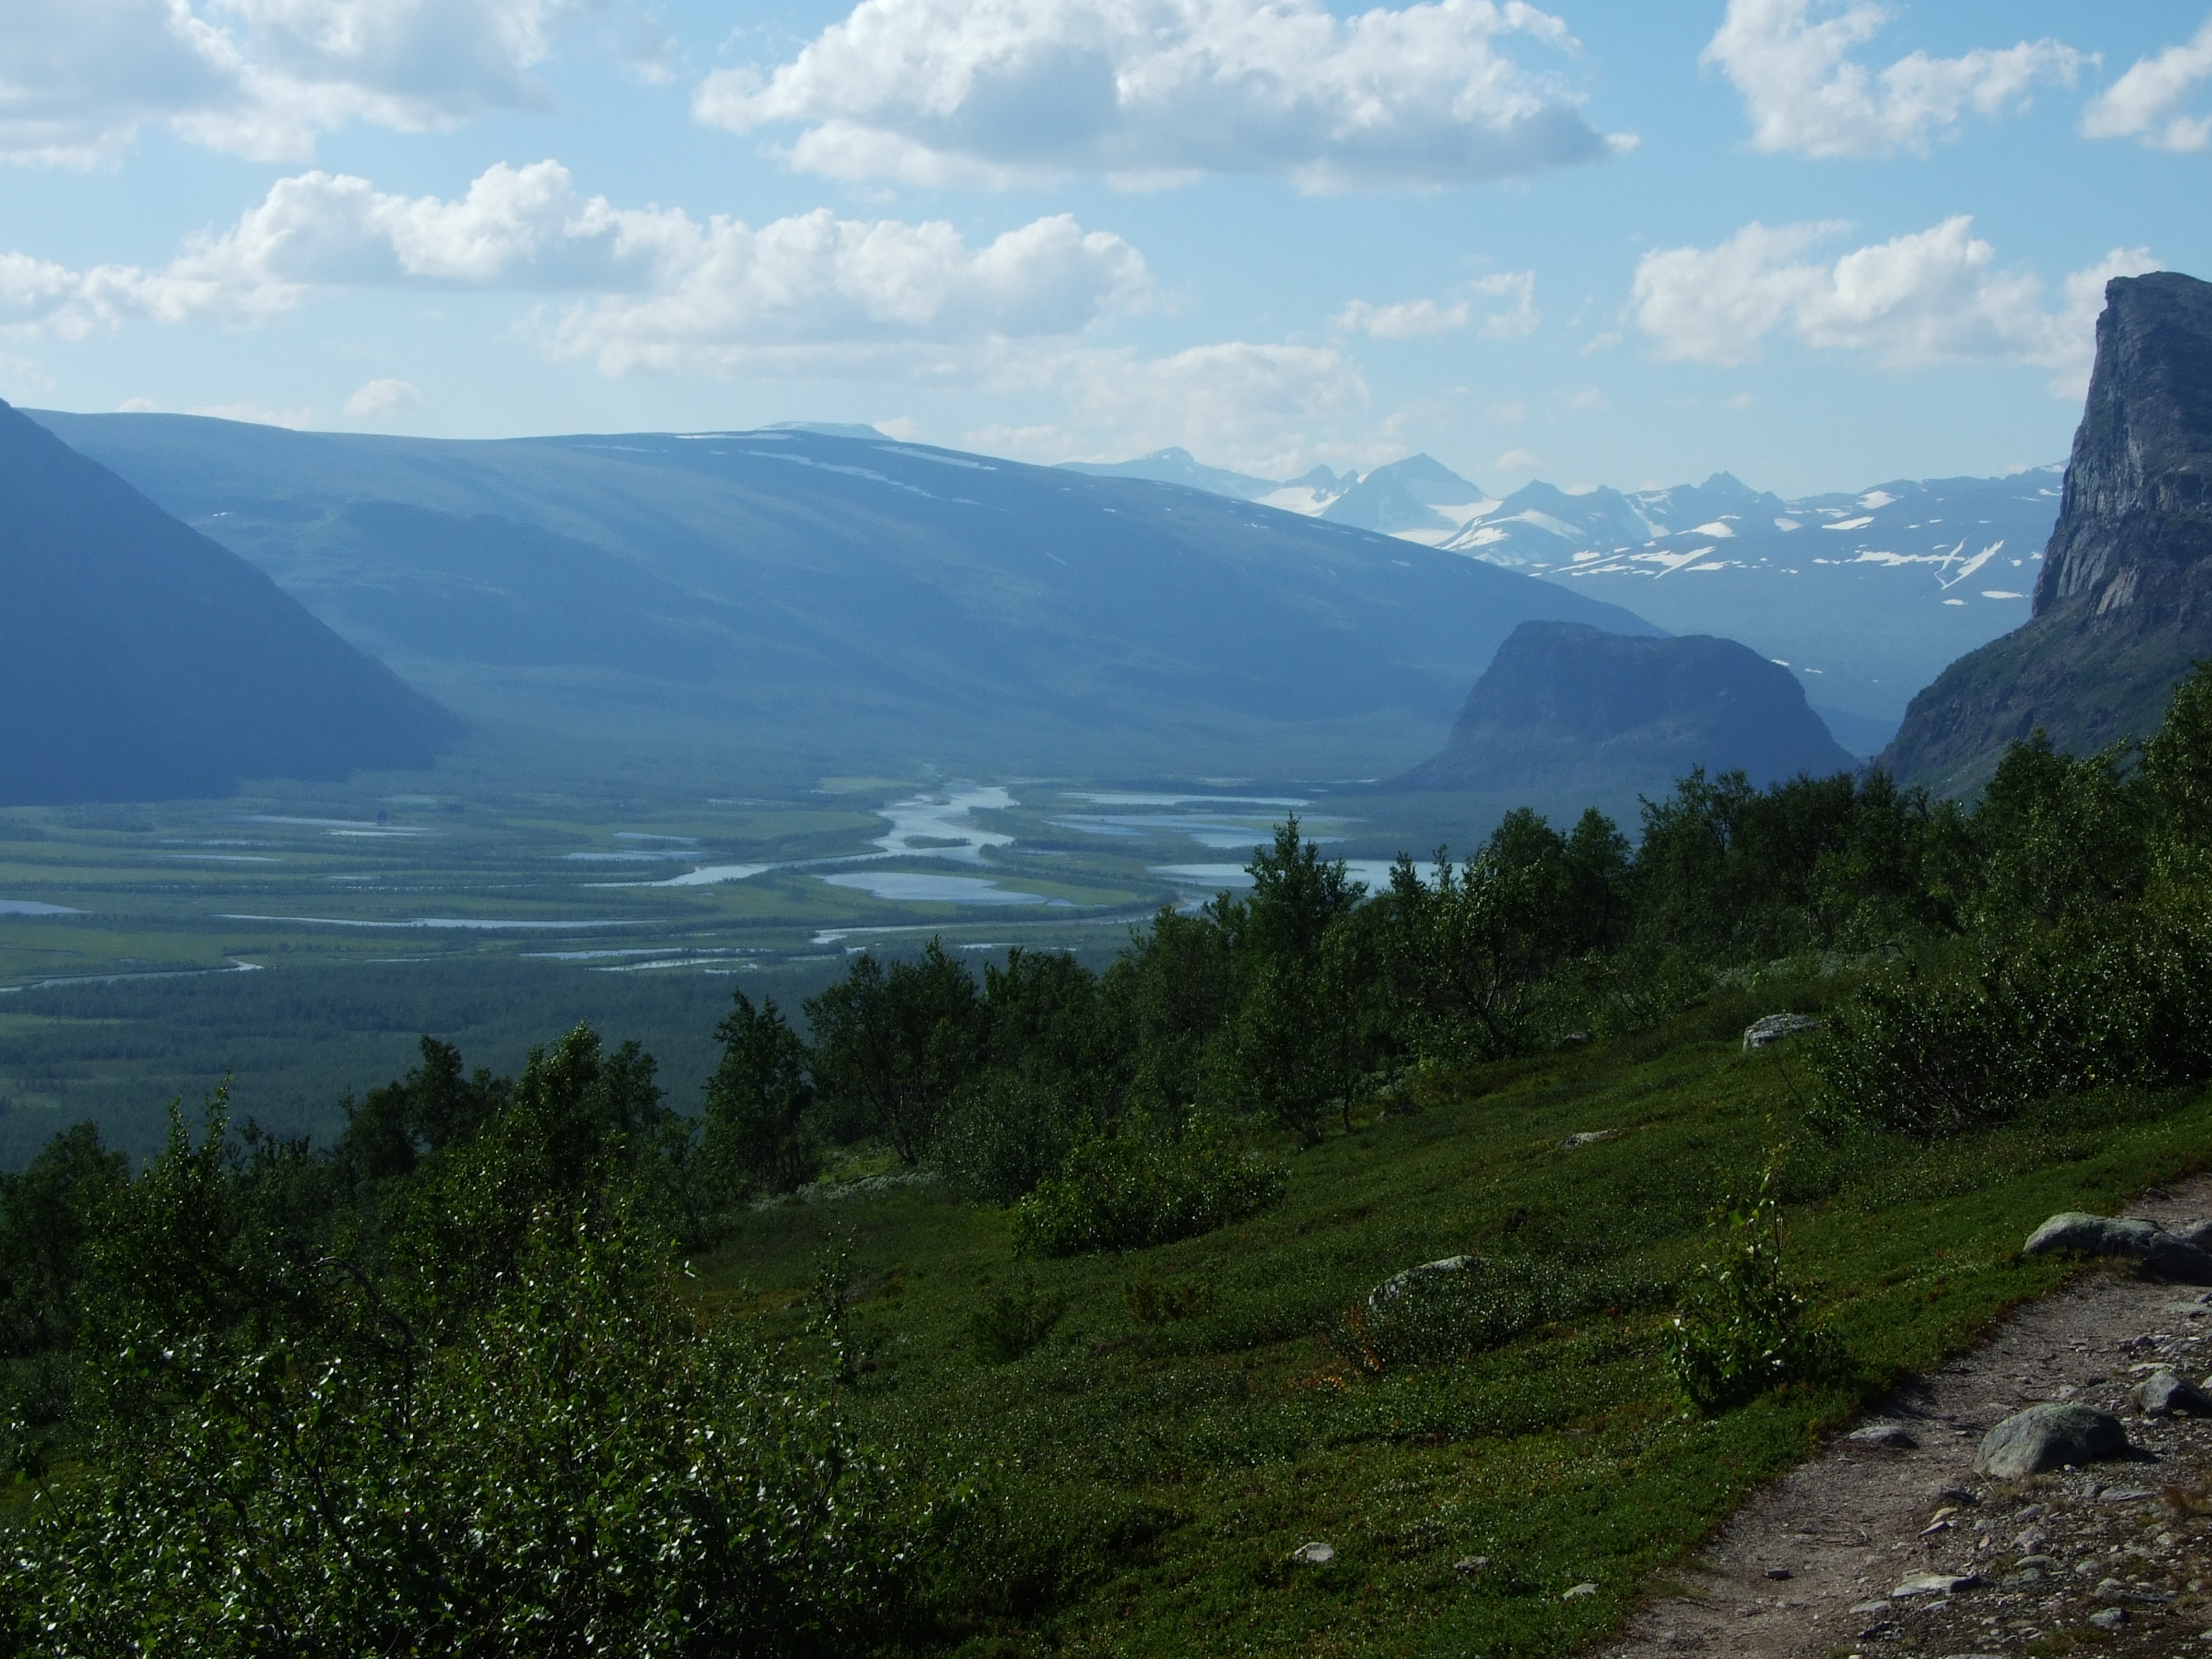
[0,400,454,805]
[29,414,1661,779]
[1882,271,2212,795]
[1398,621,1854,799]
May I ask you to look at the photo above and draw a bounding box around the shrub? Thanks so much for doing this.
[934,1067,1094,1205]
[5,1223,930,1657]
[1811,904,2212,1137]
[1010,1129,1284,1258]
[968,1274,1069,1363]
[1330,1254,1655,1374]
[1665,1168,1831,1411]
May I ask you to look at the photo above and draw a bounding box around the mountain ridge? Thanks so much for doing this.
[0,400,456,805]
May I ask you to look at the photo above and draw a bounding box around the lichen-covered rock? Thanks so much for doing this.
[1970,1403,2132,1478]
[1367,1255,1474,1312]
[1743,1014,1824,1052]
[2020,1212,2212,1282]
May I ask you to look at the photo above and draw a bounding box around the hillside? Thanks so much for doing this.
[1883,271,2212,795]
[26,414,1659,781]
[1397,621,1855,802]
[0,400,454,805]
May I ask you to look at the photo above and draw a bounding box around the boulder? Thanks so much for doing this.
[1289,1541,1334,1564]
[1971,1403,2133,1478]
[1744,1014,1824,1052]
[2138,1369,2212,1417]
[2020,1212,2212,1282]
[1892,1572,1984,1598]
[2171,1219,2212,1251]
[1560,1130,1615,1149]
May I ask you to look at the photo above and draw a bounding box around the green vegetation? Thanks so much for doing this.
[10,673,2212,1651]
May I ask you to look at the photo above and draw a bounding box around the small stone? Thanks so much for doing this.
[1563,1581,1598,1599]
[1367,1256,1476,1312]
[1851,1602,1893,1616]
[1972,1403,2133,1478]
[2089,1608,2127,1631]
[1849,1424,1919,1449]
[1765,1567,1793,1580]
[2098,1487,2158,1503]
[1452,1556,1488,1575]
[1937,1485,1981,1504]
[1560,1130,1614,1149]
[2005,1567,2048,1586]
[1744,1013,1823,1051]
[1290,1541,1334,1564]
[2139,1369,2212,1417]
[1894,1573,1984,1598]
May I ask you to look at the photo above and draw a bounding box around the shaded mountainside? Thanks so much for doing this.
[1398,621,1854,801]
[30,414,1659,779]
[0,401,454,805]
[1884,271,2212,795]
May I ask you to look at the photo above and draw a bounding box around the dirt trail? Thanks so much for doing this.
[1603,1176,2212,1659]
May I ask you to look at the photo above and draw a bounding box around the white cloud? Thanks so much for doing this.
[345,376,419,416]
[1565,386,1606,410]
[1702,0,2084,159]
[694,0,1629,192]
[0,0,586,165]
[1336,297,1471,340]
[1496,446,1541,469]
[1631,216,2155,391]
[0,161,1153,376]
[2083,16,2212,151]
[1335,270,1534,340]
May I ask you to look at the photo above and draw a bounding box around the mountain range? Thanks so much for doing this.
[1069,450,2062,753]
[0,400,453,805]
[29,412,1659,784]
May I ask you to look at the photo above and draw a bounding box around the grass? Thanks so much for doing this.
[694,974,2212,1657]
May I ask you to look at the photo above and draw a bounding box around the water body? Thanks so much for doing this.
[871,787,1014,862]
[0,900,81,916]
[818,872,1057,906]
[1150,858,1412,892]
[217,914,644,930]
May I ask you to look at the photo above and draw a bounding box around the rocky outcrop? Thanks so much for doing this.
[1396,621,1855,795]
[1883,272,2212,795]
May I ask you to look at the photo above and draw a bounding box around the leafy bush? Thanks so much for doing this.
[1811,903,2212,1137]
[934,1066,1095,1205]
[1665,1169,1831,1411]
[1010,1129,1285,1258]
[5,1224,930,1657]
[1331,1254,1655,1374]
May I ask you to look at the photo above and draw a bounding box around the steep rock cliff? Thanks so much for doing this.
[1883,272,2212,795]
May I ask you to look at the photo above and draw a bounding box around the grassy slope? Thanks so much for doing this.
[697,977,2212,1657]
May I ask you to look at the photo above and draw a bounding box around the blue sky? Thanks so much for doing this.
[2,0,2209,495]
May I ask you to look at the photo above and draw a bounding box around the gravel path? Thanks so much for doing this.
[1603,1177,2212,1659]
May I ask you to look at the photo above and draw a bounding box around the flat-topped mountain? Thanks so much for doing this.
[1883,272,2212,794]
[30,415,1658,781]
[1398,621,1854,801]
[0,401,454,805]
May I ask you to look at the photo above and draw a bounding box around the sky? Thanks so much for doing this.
[2,0,2210,496]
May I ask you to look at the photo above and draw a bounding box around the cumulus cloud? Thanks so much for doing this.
[0,0,585,165]
[1702,0,2083,159]
[1631,216,2155,392]
[2083,16,2212,151]
[0,161,1153,374]
[694,0,1629,192]
[1336,270,1535,340]
[345,376,419,416]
